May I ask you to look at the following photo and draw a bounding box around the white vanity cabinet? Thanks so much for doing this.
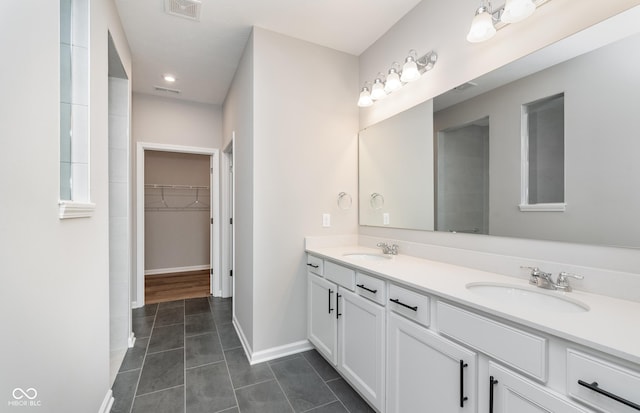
[307,273,337,364]
[307,256,386,412]
[338,288,386,411]
[387,311,477,413]
[488,362,590,413]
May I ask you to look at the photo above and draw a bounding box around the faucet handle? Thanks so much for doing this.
[521,266,542,284]
[556,272,584,292]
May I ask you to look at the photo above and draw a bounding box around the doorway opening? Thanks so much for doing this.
[135,143,220,307]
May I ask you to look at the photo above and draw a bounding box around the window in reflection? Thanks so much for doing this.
[522,93,565,207]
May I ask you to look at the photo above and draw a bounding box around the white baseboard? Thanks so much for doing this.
[250,339,313,364]
[98,389,114,413]
[232,317,312,365]
[131,300,142,309]
[128,332,136,348]
[145,265,210,276]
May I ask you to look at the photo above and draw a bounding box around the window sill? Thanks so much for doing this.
[59,201,96,219]
[519,203,566,212]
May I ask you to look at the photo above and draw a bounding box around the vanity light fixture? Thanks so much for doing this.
[466,0,551,43]
[357,50,438,107]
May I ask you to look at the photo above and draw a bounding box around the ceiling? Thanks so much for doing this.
[115,0,423,106]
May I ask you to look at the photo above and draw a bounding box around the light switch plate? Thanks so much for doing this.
[383,213,390,225]
[322,213,331,227]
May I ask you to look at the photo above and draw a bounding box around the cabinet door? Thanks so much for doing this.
[488,362,591,413]
[387,312,477,413]
[338,288,386,411]
[308,274,337,365]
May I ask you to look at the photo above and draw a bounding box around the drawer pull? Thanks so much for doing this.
[357,284,378,294]
[307,263,319,269]
[459,360,468,407]
[328,289,334,314]
[389,298,418,311]
[489,376,498,413]
[578,380,640,411]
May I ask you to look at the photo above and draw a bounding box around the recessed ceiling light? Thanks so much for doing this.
[163,74,177,82]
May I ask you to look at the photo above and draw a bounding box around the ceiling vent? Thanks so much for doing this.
[154,85,181,94]
[164,0,202,21]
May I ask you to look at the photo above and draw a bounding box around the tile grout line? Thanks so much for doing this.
[266,362,296,413]
[232,377,277,392]
[127,304,158,413]
[300,353,352,413]
[135,384,184,399]
[212,298,241,412]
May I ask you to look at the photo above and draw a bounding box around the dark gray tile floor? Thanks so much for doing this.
[111,297,374,413]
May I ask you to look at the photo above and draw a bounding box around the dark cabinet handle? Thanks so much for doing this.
[459,360,468,407]
[389,298,418,311]
[336,294,342,319]
[328,289,334,314]
[307,263,319,268]
[357,284,378,294]
[578,380,640,410]
[489,376,498,413]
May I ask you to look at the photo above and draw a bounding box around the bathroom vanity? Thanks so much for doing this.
[306,244,640,413]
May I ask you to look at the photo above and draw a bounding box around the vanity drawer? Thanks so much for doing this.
[306,255,323,276]
[437,301,547,381]
[324,261,355,290]
[567,349,640,413]
[388,284,430,327]
[355,272,386,306]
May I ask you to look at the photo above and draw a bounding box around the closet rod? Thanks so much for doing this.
[144,184,209,190]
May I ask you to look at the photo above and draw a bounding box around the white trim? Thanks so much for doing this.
[128,332,136,348]
[58,201,96,219]
[135,142,220,307]
[145,265,210,276]
[131,301,141,309]
[250,340,313,365]
[221,138,234,298]
[233,316,312,365]
[519,203,567,212]
[97,390,114,413]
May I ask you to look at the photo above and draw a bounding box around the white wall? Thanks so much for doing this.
[0,0,132,411]
[223,28,359,355]
[358,0,640,294]
[222,33,255,348]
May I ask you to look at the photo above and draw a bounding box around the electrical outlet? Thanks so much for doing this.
[383,213,390,225]
[322,213,331,227]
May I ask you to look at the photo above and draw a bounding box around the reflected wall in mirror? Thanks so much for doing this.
[359,100,434,230]
[359,6,640,248]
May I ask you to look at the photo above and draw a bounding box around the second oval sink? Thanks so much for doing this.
[466,282,590,313]
[342,253,392,261]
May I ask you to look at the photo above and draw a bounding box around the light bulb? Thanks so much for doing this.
[357,87,373,107]
[385,68,402,93]
[400,56,420,83]
[501,0,536,23]
[371,78,387,100]
[466,6,496,43]
[163,74,176,82]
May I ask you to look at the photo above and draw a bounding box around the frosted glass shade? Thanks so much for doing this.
[400,59,420,83]
[501,0,536,23]
[467,8,496,43]
[357,87,373,107]
[385,70,402,93]
[371,79,387,100]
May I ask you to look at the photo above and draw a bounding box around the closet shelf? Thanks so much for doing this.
[145,184,209,190]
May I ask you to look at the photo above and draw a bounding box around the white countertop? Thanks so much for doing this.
[306,245,640,366]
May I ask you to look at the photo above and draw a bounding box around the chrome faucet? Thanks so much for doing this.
[521,266,584,292]
[377,242,399,255]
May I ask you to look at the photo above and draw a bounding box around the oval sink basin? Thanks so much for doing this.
[342,253,392,261]
[466,282,590,313]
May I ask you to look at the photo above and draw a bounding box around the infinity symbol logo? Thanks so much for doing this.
[12,388,38,400]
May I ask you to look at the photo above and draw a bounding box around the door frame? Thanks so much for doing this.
[135,142,220,307]
[221,137,234,298]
